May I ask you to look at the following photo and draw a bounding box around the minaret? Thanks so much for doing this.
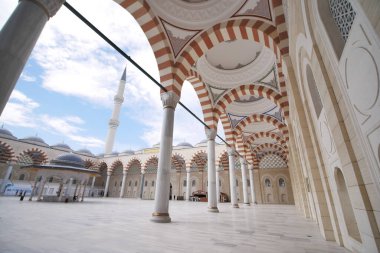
[104,67,126,155]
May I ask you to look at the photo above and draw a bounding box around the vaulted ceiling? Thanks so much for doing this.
[116,0,290,168]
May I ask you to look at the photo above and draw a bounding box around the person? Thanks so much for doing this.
[19,191,26,201]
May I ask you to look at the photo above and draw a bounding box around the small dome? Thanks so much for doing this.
[121,149,134,155]
[195,139,207,147]
[111,151,119,156]
[176,142,193,148]
[51,153,85,168]
[21,136,49,147]
[76,149,93,156]
[0,127,17,140]
[52,143,72,151]
[97,153,104,158]
[152,143,160,148]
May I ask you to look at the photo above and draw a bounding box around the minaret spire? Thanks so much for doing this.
[104,66,127,154]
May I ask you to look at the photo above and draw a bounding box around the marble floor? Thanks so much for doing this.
[0,197,349,253]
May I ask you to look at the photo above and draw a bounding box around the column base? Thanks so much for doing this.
[244,203,250,206]
[208,207,219,213]
[232,204,239,208]
[151,212,171,223]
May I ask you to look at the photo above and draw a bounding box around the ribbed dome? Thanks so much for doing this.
[21,136,49,147]
[176,142,193,148]
[51,153,85,168]
[52,143,72,151]
[76,149,93,156]
[0,128,17,140]
[121,149,134,155]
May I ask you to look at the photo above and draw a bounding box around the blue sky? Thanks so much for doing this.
[0,0,225,155]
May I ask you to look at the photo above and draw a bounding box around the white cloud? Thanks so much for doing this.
[1,90,39,128]
[21,73,37,82]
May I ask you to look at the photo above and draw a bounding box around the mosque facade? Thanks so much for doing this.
[0,0,380,252]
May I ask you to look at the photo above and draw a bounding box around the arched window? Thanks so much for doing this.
[134,181,138,187]
[120,181,122,187]
[236,179,239,187]
[114,181,117,186]
[144,180,148,187]
[247,179,250,187]
[18,174,25,181]
[151,181,155,187]
[48,177,53,183]
[73,179,77,184]
[128,181,131,186]
[183,180,186,187]
[265,178,271,187]
[219,180,221,186]
[279,178,285,187]
[192,180,196,187]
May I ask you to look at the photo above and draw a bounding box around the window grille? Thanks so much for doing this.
[329,0,356,41]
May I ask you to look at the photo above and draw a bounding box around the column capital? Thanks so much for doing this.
[123,169,128,175]
[205,128,217,141]
[106,170,112,176]
[160,91,180,109]
[28,0,65,18]
[227,147,235,156]
[248,164,254,170]
[239,157,247,166]
[141,169,146,175]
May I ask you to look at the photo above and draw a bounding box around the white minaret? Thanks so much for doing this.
[104,67,126,154]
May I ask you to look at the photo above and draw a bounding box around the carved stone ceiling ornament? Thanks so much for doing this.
[197,46,276,89]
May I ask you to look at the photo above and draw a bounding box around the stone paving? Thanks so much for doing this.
[0,197,349,253]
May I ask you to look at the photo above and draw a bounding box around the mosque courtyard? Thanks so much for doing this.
[0,197,348,253]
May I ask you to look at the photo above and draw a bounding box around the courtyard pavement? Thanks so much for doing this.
[0,197,349,253]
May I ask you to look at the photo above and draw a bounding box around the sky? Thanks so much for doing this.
[0,0,225,155]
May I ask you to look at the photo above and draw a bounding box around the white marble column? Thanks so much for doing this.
[37,177,46,201]
[120,169,128,198]
[152,92,179,223]
[65,178,73,198]
[186,165,191,201]
[0,164,13,193]
[248,164,256,204]
[29,177,39,201]
[140,170,145,199]
[240,157,250,206]
[0,0,64,114]
[216,167,221,203]
[228,147,239,208]
[90,176,96,197]
[206,128,218,212]
[80,180,87,202]
[104,170,112,197]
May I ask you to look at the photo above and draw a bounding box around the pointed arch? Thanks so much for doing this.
[0,141,14,163]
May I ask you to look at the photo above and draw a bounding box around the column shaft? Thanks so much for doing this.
[120,171,127,198]
[206,129,218,212]
[37,177,46,201]
[228,148,239,208]
[152,92,179,223]
[216,169,220,203]
[248,165,256,204]
[29,177,39,201]
[90,176,96,197]
[104,171,111,197]
[0,0,63,114]
[240,158,250,206]
[186,169,191,201]
[139,172,145,199]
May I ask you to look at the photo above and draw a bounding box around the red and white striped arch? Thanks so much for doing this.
[234,114,289,140]
[251,143,287,155]
[118,0,183,94]
[245,131,288,147]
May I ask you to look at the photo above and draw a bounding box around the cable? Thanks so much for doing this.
[63,2,248,161]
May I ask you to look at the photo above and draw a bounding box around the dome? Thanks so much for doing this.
[97,153,104,158]
[52,143,72,151]
[51,153,85,168]
[20,136,49,147]
[152,143,160,148]
[195,139,207,147]
[0,127,17,140]
[176,142,193,148]
[76,149,93,156]
[111,151,119,156]
[121,149,134,155]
